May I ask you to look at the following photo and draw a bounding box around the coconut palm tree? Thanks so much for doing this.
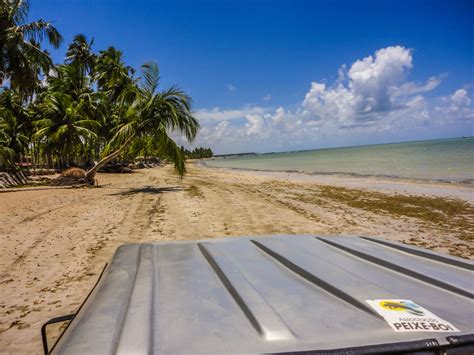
[0,89,31,166]
[85,62,199,182]
[93,46,136,148]
[46,62,90,100]
[95,47,134,99]
[65,34,96,91]
[34,91,100,168]
[0,0,62,96]
[66,34,95,71]
[0,127,14,169]
[0,105,28,164]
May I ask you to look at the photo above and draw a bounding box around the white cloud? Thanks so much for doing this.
[195,106,266,123]
[227,84,236,91]
[348,46,411,112]
[262,94,272,101]
[186,46,473,154]
[337,64,347,82]
[393,76,441,97]
[433,88,473,122]
[451,89,471,106]
[300,46,425,128]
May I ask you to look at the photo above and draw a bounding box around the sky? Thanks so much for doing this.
[30,0,473,154]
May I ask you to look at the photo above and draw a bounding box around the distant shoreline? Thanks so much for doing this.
[212,136,474,157]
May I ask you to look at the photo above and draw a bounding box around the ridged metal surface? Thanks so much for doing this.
[52,235,474,354]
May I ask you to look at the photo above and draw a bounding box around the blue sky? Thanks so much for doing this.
[31,0,473,153]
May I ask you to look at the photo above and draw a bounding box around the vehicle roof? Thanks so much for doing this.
[52,235,474,354]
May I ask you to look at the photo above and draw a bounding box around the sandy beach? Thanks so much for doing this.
[0,164,473,354]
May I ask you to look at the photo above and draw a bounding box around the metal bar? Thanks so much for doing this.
[41,314,75,355]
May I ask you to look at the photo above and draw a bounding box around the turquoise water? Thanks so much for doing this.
[205,138,474,182]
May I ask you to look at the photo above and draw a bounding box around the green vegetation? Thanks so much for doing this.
[180,146,213,159]
[0,0,199,181]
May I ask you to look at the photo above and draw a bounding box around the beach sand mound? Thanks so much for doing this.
[51,167,88,186]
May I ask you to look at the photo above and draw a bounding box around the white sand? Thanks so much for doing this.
[0,165,472,354]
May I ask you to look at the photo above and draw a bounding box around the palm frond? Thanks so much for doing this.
[156,86,200,141]
[105,122,135,155]
[20,20,63,48]
[73,125,98,140]
[140,62,159,96]
[151,127,186,176]
[11,0,29,24]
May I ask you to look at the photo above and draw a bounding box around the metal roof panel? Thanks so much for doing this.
[52,235,474,354]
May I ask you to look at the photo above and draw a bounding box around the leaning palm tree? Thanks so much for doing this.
[0,0,62,96]
[85,62,199,182]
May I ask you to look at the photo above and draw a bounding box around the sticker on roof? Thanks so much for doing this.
[366,299,459,332]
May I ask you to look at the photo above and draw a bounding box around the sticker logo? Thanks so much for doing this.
[379,300,425,316]
[366,299,459,333]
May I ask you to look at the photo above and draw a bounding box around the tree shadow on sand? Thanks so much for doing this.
[109,186,183,196]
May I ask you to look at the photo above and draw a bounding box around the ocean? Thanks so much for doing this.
[204,137,474,183]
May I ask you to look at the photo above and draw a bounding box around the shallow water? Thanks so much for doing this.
[205,138,474,182]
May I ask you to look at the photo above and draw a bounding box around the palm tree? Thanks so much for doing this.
[34,91,100,168]
[47,63,90,99]
[65,34,95,91]
[0,127,14,169]
[95,47,134,99]
[94,47,136,147]
[31,35,105,169]
[0,89,31,168]
[0,105,28,165]
[0,0,62,96]
[85,62,199,182]
[66,34,95,71]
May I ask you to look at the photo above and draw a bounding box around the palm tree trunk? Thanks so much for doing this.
[47,152,52,170]
[85,137,133,182]
[32,143,36,173]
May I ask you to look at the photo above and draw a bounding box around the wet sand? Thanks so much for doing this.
[0,165,472,354]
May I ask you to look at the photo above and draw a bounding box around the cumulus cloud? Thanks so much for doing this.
[350,46,412,111]
[451,89,471,106]
[227,84,236,91]
[302,45,419,127]
[187,46,472,153]
[433,88,474,122]
[262,94,272,101]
